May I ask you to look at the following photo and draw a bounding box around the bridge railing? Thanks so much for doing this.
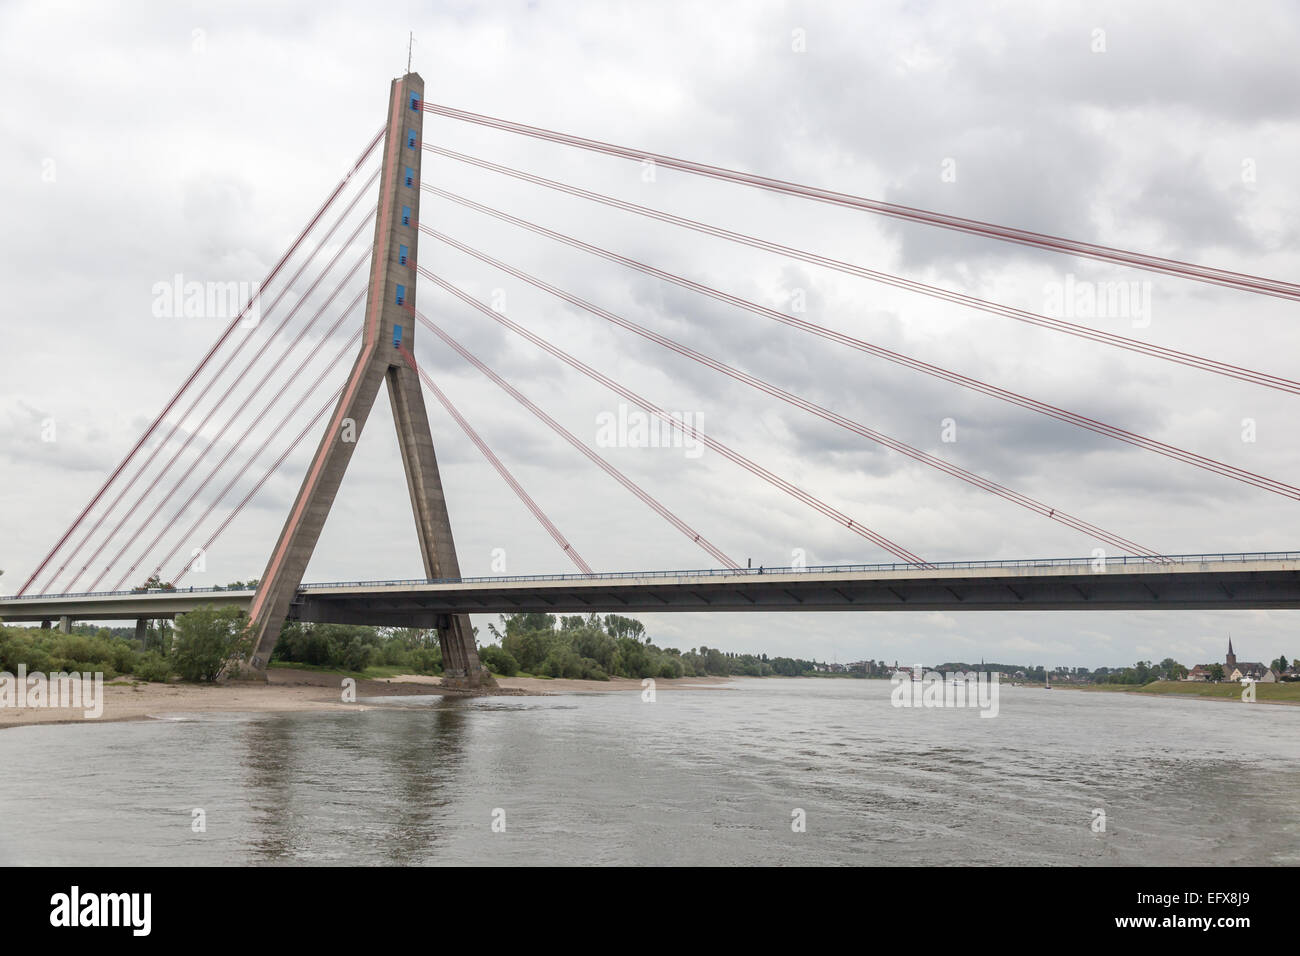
[294,550,1300,591]
[0,584,259,602]
[5,550,1298,602]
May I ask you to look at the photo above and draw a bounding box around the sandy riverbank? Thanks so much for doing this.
[0,668,734,730]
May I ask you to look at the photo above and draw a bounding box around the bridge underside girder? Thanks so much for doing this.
[287,566,1300,626]
[5,563,1297,628]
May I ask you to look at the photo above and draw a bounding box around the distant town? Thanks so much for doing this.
[813,638,1294,685]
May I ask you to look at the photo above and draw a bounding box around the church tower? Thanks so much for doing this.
[1226,636,1236,669]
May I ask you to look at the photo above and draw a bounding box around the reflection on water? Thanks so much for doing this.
[1,680,1297,865]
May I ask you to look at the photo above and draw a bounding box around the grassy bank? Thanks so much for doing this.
[1053,680,1300,703]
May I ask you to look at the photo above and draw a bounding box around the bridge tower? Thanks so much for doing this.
[241,73,493,687]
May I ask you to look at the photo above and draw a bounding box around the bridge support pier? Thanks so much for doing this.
[239,70,492,688]
[135,619,147,645]
[40,619,51,630]
[58,616,72,634]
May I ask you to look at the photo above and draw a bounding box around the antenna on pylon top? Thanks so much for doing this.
[407,31,414,74]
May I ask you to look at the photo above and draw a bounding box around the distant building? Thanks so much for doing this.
[1189,638,1276,682]
[1224,637,1276,682]
[1229,663,1276,682]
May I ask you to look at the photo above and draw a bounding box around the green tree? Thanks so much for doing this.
[570,627,619,674]
[171,606,250,682]
[133,652,172,682]
[541,645,585,679]
[603,614,645,642]
[658,655,684,679]
[504,612,556,635]
[389,627,436,649]
[502,627,553,674]
[615,636,657,678]
[408,645,443,674]
[479,645,519,677]
[1158,657,1187,681]
[341,637,373,673]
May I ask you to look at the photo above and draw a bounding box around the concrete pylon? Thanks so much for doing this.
[241,73,493,688]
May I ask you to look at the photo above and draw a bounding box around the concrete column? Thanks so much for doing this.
[135,619,147,646]
[386,362,485,684]
[58,616,72,634]
[40,619,52,630]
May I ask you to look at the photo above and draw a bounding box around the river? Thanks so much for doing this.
[1,678,1297,865]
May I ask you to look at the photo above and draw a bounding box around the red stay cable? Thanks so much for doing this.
[421,145,1299,395]
[408,313,739,570]
[20,127,384,596]
[423,230,1167,562]
[162,327,363,584]
[421,103,1300,300]
[420,270,930,568]
[422,190,1300,503]
[397,345,595,575]
[76,221,375,594]
[171,385,347,585]
[52,186,380,594]
[120,289,368,589]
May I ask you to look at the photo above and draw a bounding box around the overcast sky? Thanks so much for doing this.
[2,0,1298,668]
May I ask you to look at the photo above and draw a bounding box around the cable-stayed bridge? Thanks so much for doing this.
[3,553,1299,628]
[4,73,1298,684]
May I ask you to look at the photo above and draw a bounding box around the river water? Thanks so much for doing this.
[1,679,1297,865]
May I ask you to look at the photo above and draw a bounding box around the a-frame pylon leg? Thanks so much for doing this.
[385,360,485,683]
[242,355,386,670]
[240,71,492,687]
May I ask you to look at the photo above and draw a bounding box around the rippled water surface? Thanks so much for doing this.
[2,679,1297,865]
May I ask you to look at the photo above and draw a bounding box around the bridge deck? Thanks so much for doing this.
[2,553,1297,625]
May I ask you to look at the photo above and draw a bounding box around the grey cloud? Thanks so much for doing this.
[1,0,1296,665]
